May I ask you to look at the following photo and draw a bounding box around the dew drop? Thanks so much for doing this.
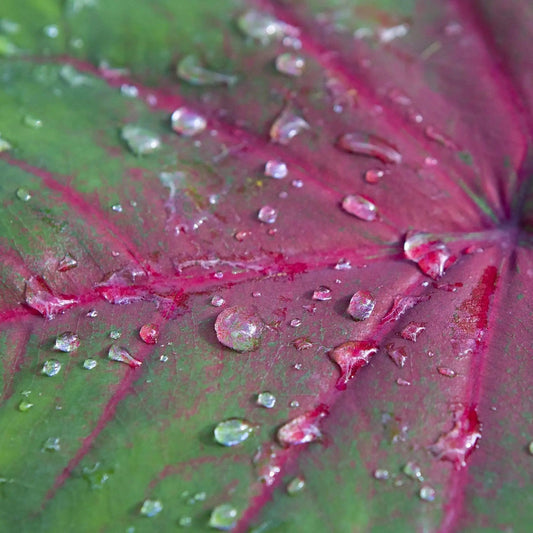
[108,345,142,367]
[86,309,98,318]
[396,378,411,386]
[42,437,61,452]
[54,331,80,353]
[334,258,352,270]
[437,366,457,378]
[424,126,457,149]
[364,169,387,184]
[264,159,288,179]
[277,404,328,446]
[214,419,254,446]
[275,53,305,76]
[25,276,78,319]
[121,124,161,156]
[289,400,300,408]
[139,323,159,344]
[386,343,407,368]
[109,329,121,340]
[528,442,533,455]
[23,115,43,129]
[400,322,426,342]
[18,399,34,412]
[378,23,409,43]
[312,286,332,301]
[0,135,12,152]
[171,107,207,137]
[291,179,304,188]
[403,461,424,481]
[111,203,123,213]
[341,195,378,221]
[330,341,378,390]
[381,295,429,325]
[57,253,78,272]
[257,205,278,224]
[215,306,263,352]
[82,462,113,489]
[373,469,390,480]
[177,55,237,86]
[293,337,313,350]
[404,231,456,279]
[237,10,299,43]
[287,476,305,495]
[59,64,90,87]
[257,392,276,409]
[83,358,98,370]
[208,504,238,531]
[347,290,375,320]
[293,362,303,370]
[140,499,163,517]
[211,295,225,307]
[338,133,402,164]
[120,84,139,97]
[289,318,301,327]
[16,187,31,201]
[178,516,192,527]
[43,24,59,38]
[419,486,436,502]
[270,108,310,145]
[42,359,61,377]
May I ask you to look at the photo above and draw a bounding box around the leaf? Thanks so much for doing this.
[0,1,532,531]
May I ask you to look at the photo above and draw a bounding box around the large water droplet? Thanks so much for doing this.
[312,286,332,301]
[215,307,263,352]
[386,343,407,368]
[140,499,163,517]
[171,107,207,136]
[381,295,429,324]
[139,323,159,344]
[257,205,278,224]
[25,276,78,319]
[83,358,98,370]
[264,159,288,179]
[287,476,305,494]
[211,295,225,307]
[275,53,305,76]
[214,419,254,446]
[341,195,378,221]
[121,124,161,156]
[338,133,402,164]
[419,486,436,502]
[404,231,456,279]
[237,10,299,43]
[42,437,61,452]
[54,331,80,352]
[108,345,142,367]
[208,504,238,530]
[329,341,378,390]
[347,290,375,320]
[257,391,276,409]
[57,253,78,272]
[177,55,237,86]
[42,359,62,376]
[270,108,310,145]
[429,405,481,469]
[277,404,329,446]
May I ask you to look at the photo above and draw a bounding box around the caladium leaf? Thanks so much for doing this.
[0,1,532,532]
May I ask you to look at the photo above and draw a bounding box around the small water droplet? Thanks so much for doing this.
[52,332,79,355]
[364,168,388,184]
[213,271,224,279]
[291,179,304,188]
[334,258,352,270]
[177,55,237,86]
[215,306,263,352]
[257,205,278,224]
[211,295,225,307]
[42,359,61,377]
[293,337,313,350]
[277,404,328,446]
[159,354,168,362]
[109,329,121,340]
[120,83,138,97]
[214,419,254,446]
[302,304,316,313]
[59,64,90,87]
[270,108,310,145]
[293,362,303,370]
[16,187,32,202]
[437,366,457,378]
[208,504,238,530]
[252,291,261,298]
[257,392,276,409]
[0,134,12,152]
[381,294,429,325]
[139,323,159,344]
[287,476,305,494]
[338,133,401,164]
[83,358,98,370]
[264,159,288,179]
[43,24,59,38]
[373,468,390,480]
[403,461,424,481]
[42,437,61,452]
[347,290,375,320]
[23,115,43,129]
[57,253,77,272]
[424,156,438,166]
[237,10,299,43]
[386,343,407,368]
[419,486,436,502]
[121,124,161,156]
[404,231,456,279]
[424,126,457,149]
[18,399,34,412]
[289,318,302,327]
[528,442,533,455]
[24,276,78,319]
[312,286,332,301]
[111,203,123,213]
[234,230,250,241]
[178,516,192,527]
[86,309,98,318]
[289,400,300,408]
[330,341,378,390]
[140,499,163,517]
[171,107,207,136]
[108,345,142,367]
[396,378,411,386]
[341,195,378,221]
[378,23,409,43]
[400,322,426,342]
[275,53,305,76]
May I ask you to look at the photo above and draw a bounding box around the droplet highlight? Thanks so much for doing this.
[42,359,62,377]
[214,419,254,446]
[54,331,80,353]
[171,107,207,137]
[275,53,305,76]
[404,231,456,279]
[140,499,163,517]
[341,195,378,221]
[264,159,288,179]
[257,205,278,224]
[257,392,276,409]
[208,504,238,530]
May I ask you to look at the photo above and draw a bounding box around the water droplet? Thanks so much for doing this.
[364,169,388,184]
[108,345,142,367]
[289,400,300,408]
[82,462,113,489]
[396,378,411,386]
[111,203,123,213]
[53,331,79,353]
[277,404,328,446]
[528,442,533,455]
[302,304,316,313]
[330,341,378,390]
[208,504,238,530]
[178,516,192,527]
[16,187,32,202]
[287,476,305,494]
[43,24,59,38]
[237,10,299,43]
[373,468,390,480]
[0,134,12,152]
[159,354,168,362]
[312,286,332,301]
[437,366,457,378]
[257,392,276,409]
[293,337,313,350]
[419,486,436,502]
[338,133,402,164]
[378,23,409,43]
[270,108,310,145]
[257,205,278,224]
[429,405,481,469]
[83,358,98,370]
[403,461,424,481]
[289,318,302,327]
[177,55,237,86]
[234,230,250,241]
[291,179,304,188]
[24,277,78,319]
[275,53,305,76]
[404,231,456,279]
[400,322,426,342]
[42,359,61,376]
[18,399,34,412]
[121,124,161,156]
[42,437,61,452]
[109,329,121,340]
[57,253,77,272]
[171,107,207,136]
[386,343,407,368]
[347,290,375,320]
[215,307,263,352]
[120,83,139,97]
[23,115,43,129]
[341,195,378,221]
[264,159,288,179]
[334,258,352,270]
[424,126,457,149]
[139,323,159,344]
[381,295,429,325]
[214,419,254,446]
[210,296,225,308]
[140,499,163,517]
[293,362,303,370]
[59,64,90,87]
